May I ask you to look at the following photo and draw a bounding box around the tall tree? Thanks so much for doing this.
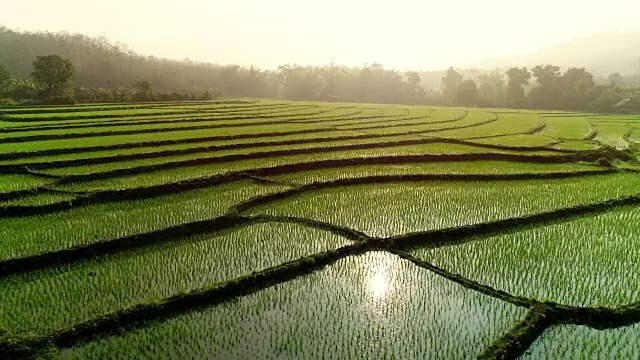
[531,65,561,87]
[455,79,479,106]
[528,65,562,109]
[31,54,75,99]
[132,80,154,101]
[441,67,463,104]
[477,71,505,107]
[405,71,425,103]
[607,73,625,88]
[0,64,12,96]
[505,67,530,108]
[561,67,595,110]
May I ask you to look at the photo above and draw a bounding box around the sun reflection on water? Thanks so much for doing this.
[368,269,390,300]
[364,252,401,309]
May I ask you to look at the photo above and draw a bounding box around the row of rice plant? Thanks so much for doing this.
[247,174,640,238]
[0,104,331,135]
[551,140,601,151]
[0,192,76,207]
[411,205,640,307]
[56,142,557,191]
[0,222,352,335]
[37,133,535,177]
[436,113,541,139]
[358,110,491,136]
[0,174,52,193]
[541,116,593,140]
[0,129,375,165]
[521,323,640,359]
[592,121,630,149]
[0,102,304,129]
[0,180,288,260]
[4,108,339,141]
[37,134,434,176]
[0,112,213,129]
[330,107,457,130]
[628,124,640,144]
[268,161,604,185]
[0,122,328,154]
[61,252,526,359]
[4,107,197,120]
[0,99,255,114]
[469,134,558,148]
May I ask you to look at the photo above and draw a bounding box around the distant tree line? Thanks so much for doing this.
[438,66,640,112]
[1,26,640,112]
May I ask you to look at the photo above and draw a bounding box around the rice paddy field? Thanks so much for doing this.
[0,99,638,359]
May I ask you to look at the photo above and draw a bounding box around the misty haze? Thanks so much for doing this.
[0,1,639,359]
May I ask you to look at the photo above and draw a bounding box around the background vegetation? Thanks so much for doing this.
[1,26,640,112]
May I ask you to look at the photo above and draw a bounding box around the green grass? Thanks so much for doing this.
[60,252,526,359]
[0,222,352,336]
[247,173,640,238]
[0,180,289,260]
[521,324,640,359]
[411,206,640,307]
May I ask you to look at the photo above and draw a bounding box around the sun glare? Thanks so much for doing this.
[368,270,390,300]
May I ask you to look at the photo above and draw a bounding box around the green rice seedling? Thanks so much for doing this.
[0,112,214,129]
[628,125,640,144]
[0,192,76,207]
[542,117,593,140]
[39,136,532,177]
[468,134,557,148]
[0,122,328,154]
[0,180,288,260]
[592,121,630,149]
[359,111,492,136]
[268,161,603,185]
[0,114,329,139]
[5,108,194,120]
[411,206,640,307]
[0,222,353,336]
[0,130,375,166]
[247,173,640,238]
[60,252,526,359]
[551,140,601,151]
[56,143,556,191]
[435,113,542,139]
[0,174,51,193]
[521,324,640,359]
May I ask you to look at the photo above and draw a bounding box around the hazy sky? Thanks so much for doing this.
[2,0,640,70]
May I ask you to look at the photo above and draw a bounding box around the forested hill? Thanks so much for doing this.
[0,26,431,103]
[466,32,640,77]
[2,26,640,111]
[0,26,275,96]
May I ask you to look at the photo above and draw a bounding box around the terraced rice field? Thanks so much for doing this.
[0,99,639,359]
